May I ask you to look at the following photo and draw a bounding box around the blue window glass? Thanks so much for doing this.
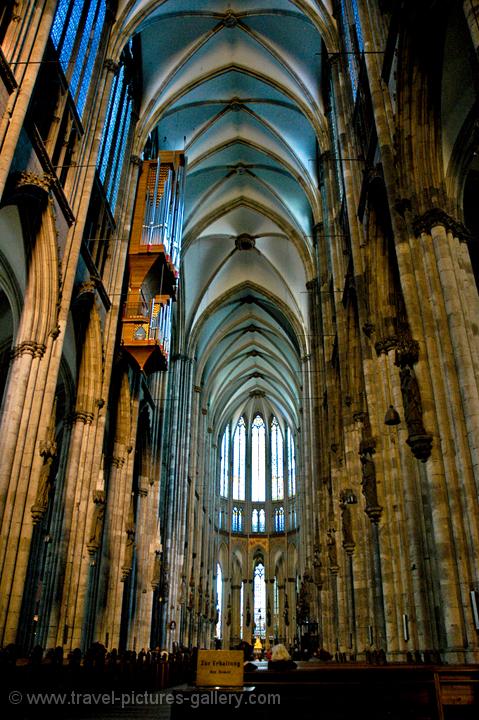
[274,507,285,532]
[351,0,364,53]
[76,0,106,115]
[329,91,344,202]
[51,0,106,117]
[108,96,132,209]
[97,61,133,212]
[340,0,364,100]
[98,67,123,183]
[252,509,265,533]
[232,506,243,533]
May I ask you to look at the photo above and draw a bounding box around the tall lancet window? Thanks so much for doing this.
[51,0,107,117]
[252,508,265,533]
[271,417,284,501]
[216,563,222,639]
[339,0,364,100]
[232,417,246,500]
[287,427,296,497]
[220,425,229,497]
[253,562,266,638]
[251,415,266,502]
[232,506,243,533]
[274,507,285,532]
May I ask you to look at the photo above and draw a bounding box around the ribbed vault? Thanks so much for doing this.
[116,0,335,448]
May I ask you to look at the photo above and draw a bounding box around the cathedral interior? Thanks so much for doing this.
[1,1,479,700]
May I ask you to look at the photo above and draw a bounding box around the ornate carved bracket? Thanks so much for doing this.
[375,335,397,356]
[413,208,473,243]
[394,335,419,368]
[10,341,46,359]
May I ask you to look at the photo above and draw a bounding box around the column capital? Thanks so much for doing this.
[70,410,95,425]
[374,335,397,356]
[10,341,46,359]
[412,207,472,242]
[104,58,120,74]
[13,170,55,195]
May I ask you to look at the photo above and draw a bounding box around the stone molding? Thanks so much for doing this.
[10,341,46,359]
[413,208,472,243]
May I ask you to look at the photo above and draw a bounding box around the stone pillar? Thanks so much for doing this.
[95,371,136,650]
[127,475,153,652]
[0,175,61,646]
[163,354,194,649]
[0,1,58,196]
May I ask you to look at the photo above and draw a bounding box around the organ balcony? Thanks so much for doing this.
[121,152,185,373]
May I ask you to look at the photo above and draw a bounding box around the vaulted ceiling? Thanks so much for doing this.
[116,0,338,433]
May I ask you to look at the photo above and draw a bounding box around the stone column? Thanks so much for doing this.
[0,175,61,646]
[0,0,58,196]
[358,433,386,650]
[127,475,151,651]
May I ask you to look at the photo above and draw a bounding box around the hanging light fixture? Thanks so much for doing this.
[384,405,401,426]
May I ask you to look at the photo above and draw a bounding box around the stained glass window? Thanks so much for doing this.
[258,509,265,532]
[232,417,246,500]
[339,0,364,101]
[220,425,229,497]
[253,562,266,639]
[51,0,106,117]
[232,506,243,532]
[271,417,284,500]
[329,89,344,203]
[97,59,133,212]
[252,508,265,533]
[251,415,265,502]
[216,563,222,638]
[274,507,285,532]
[287,427,296,497]
[351,0,365,53]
